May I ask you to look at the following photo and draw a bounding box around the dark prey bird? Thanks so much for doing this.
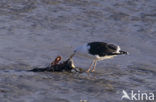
[69,41,128,72]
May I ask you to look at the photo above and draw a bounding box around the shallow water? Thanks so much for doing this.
[0,0,156,102]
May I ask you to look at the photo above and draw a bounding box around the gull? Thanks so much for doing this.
[69,42,128,72]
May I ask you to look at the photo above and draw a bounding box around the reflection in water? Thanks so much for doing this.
[0,0,156,102]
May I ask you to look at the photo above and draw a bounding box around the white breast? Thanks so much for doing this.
[74,43,96,59]
[75,43,89,54]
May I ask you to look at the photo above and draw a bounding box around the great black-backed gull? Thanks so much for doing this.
[69,41,128,72]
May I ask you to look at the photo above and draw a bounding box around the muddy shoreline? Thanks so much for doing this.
[0,0,156,102]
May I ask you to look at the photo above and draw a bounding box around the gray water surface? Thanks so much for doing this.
[0,0,156,102]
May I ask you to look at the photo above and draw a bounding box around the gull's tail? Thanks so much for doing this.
[113,50,129,55]
[119,50,129,55]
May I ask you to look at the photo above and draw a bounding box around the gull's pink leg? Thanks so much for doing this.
[86,60,95,73]
[91,60,97,72]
